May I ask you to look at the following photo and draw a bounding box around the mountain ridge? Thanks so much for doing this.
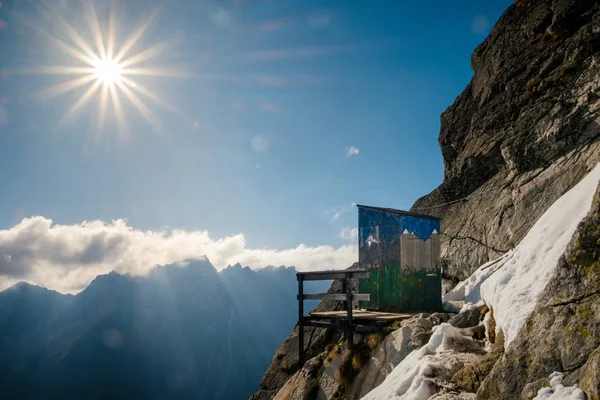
[0,259,329,400]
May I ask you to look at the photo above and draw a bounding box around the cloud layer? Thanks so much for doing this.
[0,217,357,293]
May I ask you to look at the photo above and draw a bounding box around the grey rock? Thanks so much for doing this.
[449,306,486,329]
[428,312,454,325]
[273,354,324,400]
[579,345,600,399]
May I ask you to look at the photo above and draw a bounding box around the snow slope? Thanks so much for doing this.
[361,324,479,400]
[444,163,600,347]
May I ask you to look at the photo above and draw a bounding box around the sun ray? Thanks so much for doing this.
[36,74,98,101]
[106,0,118,59]
[36,4,98,61]
[97,84,109,135]
[116,81,162,133]
[117,39,173,70]
[58,79,102,126]
[21,66,96,76]
[109,83,128,138]
[119,76,181,116]
[24,19,93,65]
[114,5,162,63]
[83,0,107,60]
[121,66,192,78]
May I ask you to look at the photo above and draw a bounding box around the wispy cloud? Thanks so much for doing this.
[251,135,269,152]
[340,227,358,242]
[230,100,246,111]
[472,14,490,35]
[346,146,360,157]
[0,217,358,293]
[308,12,331,29]
[258,76,287,87]
[329,202,357,223]
[247,43,366,61]
[259,100,282,113]
[208,8,236,28]
[261,17,295,31]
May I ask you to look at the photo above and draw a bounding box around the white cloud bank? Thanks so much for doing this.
[0,217,358,294]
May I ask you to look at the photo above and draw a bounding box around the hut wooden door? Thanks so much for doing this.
[399,231,441,312]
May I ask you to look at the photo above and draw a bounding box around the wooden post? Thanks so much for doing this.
[298,274,304,367]
[346,274,353,350]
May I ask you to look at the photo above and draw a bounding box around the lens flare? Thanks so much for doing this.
[24,0,189,137]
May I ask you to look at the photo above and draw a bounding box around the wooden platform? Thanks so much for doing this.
[307,310,414,321]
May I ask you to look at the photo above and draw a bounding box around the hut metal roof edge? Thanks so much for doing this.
[355,204,441,221]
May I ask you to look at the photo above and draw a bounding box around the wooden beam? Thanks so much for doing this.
[297,272,369,281]
[346,276,353,350]
[299,293,370,301]
[298,275,304,368]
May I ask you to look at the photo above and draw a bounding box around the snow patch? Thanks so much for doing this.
[533,372,585,400]
[443,163,600,347]
[362,324,471,400]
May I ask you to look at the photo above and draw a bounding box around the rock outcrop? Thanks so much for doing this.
[412,0,600,281]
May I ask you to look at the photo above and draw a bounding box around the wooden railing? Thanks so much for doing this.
[296,269,370,366]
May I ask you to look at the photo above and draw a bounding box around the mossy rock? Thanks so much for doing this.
[452,333,505,393]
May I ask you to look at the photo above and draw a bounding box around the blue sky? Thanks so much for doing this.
[0,0,512,291]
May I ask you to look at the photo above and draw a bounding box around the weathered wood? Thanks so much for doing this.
[296,271,368,281]
[307,310,413,321]
[299,293,371,301]
[346,276,353,349]
[303,320,343,329]
[298,275,304,367]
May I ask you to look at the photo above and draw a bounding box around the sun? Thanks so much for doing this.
[92,58,123,85]
[25,0,189,137]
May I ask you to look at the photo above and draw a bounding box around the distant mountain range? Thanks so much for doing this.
[0,260,329,400]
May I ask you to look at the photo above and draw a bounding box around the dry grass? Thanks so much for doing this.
[366,332,385,350]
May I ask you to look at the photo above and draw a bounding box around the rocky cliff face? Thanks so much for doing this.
[252,1,600,399]
[412,0,600,281]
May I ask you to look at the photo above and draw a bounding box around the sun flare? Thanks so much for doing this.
[25,0,188,137]
[92,58,123,85]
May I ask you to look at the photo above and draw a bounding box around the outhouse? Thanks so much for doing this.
[357,205,442,313]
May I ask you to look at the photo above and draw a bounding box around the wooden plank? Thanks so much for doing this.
[300,293,371,301]
[304,320,343,329]
[297,268,367,276]
[297,271,369,281]
[307,310,413,321]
